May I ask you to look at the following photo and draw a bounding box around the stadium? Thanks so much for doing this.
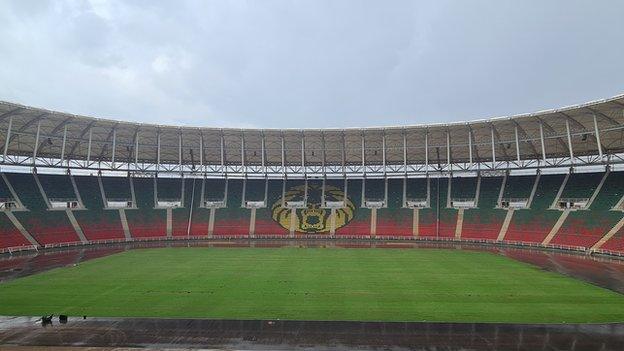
[1,94,624,349]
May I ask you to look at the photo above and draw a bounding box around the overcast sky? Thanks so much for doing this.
[0,0,623,129]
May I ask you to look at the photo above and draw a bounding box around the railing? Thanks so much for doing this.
[0,234,614,258]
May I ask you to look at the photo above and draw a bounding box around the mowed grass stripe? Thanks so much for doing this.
[0,248,623,323]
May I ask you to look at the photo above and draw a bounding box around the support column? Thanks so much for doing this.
[4,212,39,247]
[590,215,624,251]
[329,208,336,237]
[541,210,571,246]
[289,209,296,238]
[370,207,377,239]
[66,209,88,243]
[249,208,256,238]
[413,208,419,237]
[497,209,515,242]
[208,208,216,238]
[118,209,132,240]
[166,208,173,238]
[455,208,464,239]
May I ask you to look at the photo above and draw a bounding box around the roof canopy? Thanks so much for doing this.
[1,94,623,176]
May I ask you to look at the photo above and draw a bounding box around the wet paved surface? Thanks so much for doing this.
[0,316,623,351]
[1,240,624,350]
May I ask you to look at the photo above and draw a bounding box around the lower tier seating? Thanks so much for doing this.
[0,212,31,249]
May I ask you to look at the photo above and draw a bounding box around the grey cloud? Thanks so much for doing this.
[0,0,622,129]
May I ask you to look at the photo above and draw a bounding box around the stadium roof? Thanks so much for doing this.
[1,94,623,175]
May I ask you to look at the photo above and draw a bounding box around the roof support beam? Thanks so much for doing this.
[424,129,429,172]
[86,128,93,166]
[565,119,574,163]
[199,132,204,170]
[3,116,13,161]
[402,129,407,174]
[593,114,603,158]
[361,132,366,173]
[219,130,225,169]
[586,107,618,126]
[156,130,161,172]
[341,131,346,175]
[382,131,386,172]
[135,130,140,167]
[66,121,95,159]
[32,120,41,165]
[511,120,539,158]
[111,127,117,166]
[539,122,547,162]
[535,116,568,153]
[240,132,245,169]
[280,133,285,174]
[321,131,326,174]
[490,126,496,166]
[179,132,183,170]
[446,129,451,170]
[60,124,68,166]
[261,132,266,174]
[468,127,473,166]
[0,108,22,122]
[514,125,520,162]
[301,132,305,173]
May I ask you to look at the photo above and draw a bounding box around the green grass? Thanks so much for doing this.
[1,247,624,323]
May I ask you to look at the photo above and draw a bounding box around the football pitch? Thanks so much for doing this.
[1,247,623,323]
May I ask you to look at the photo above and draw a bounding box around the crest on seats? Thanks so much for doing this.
[271,184,355,233]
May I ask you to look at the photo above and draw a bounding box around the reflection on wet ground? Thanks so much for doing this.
[1,240,624,350]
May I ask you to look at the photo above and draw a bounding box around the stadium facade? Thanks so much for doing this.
[1,95,624,256]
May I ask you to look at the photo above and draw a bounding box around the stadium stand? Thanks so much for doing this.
[4,173,80,245]
[124,178,167,238]
[73,175,126,241]
[0,212,31,249]
[171,179,194,237]
[450,176,478,208]
[376,179,413,237]
[212,179,250,236]
[462,176,507,240]
[419,177,458,238]
[255,180,289,236]
[335,179,370,237]
[504,174,565,244]
[2,170,624,255]
[37,174,78,204]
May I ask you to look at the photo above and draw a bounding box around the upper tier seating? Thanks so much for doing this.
[364,179,385,202]
[156,177,182,201]
[204,178,227,202]
[405,178,428,200]
[503,175,535,199]
[101,176,132,201]
[244,179,267,203]
[560,172,605,201]
[37,174,76,200]
[451,177,477,200]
